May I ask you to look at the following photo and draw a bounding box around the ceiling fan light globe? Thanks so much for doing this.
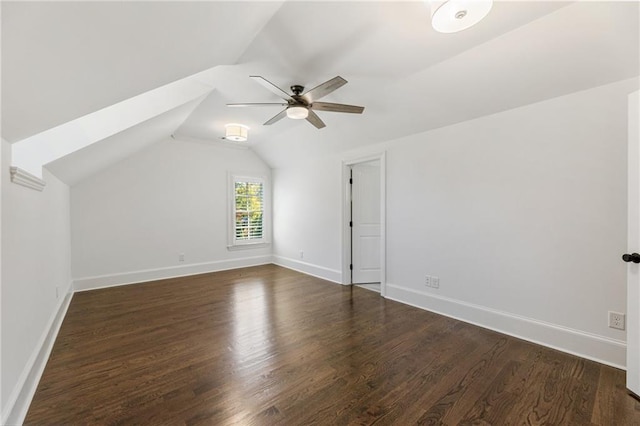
[286,106,309,120]
[430,0,493,33]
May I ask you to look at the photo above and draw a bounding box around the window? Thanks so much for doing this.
[229,174,268,247]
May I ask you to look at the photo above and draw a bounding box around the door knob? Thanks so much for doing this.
[622,253,640,263]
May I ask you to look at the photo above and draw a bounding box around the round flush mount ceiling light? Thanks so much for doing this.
[286,106,309,120]
[225,123,249,142]
[430,0,493,33]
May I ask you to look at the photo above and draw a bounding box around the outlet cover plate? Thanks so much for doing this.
[609,311,625,330]
[431,276,440,289]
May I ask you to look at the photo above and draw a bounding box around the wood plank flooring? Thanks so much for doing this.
[25,264,640,425]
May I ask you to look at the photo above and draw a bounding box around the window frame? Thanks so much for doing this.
[228,173,270,249]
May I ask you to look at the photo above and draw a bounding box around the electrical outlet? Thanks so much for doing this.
[425,275,440,289]
[431,276,440,289]
[300,251,304,259]
[179,253,185,262]
[609,311,625,330]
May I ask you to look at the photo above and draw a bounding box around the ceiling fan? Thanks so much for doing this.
[227,76,364,129]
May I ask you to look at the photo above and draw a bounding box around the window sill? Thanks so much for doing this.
[227,242,271,251]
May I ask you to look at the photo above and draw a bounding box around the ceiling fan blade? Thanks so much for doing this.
[264,109,288,125]
[305,109,326,129]
[302,76,347,102]
[250,76,292,101]
[311,102,364,114]
[227,102,288,107]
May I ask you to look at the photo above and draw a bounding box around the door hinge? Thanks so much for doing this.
[349,221,353,227]
[349,177,353,184]
[349,264,353,270]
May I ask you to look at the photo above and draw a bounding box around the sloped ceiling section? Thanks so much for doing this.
[2,1,284,184]
[176,1,639,168]
[1,1,284,142]
[45,97,208,187]
[2,1,639,182]
[234,1,639,168]
[176,1,578,154]
[13,68,217,178]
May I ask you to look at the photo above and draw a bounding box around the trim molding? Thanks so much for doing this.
[2,289,73,425]
[73,255,272,292]
[385,283,627,369]
[272,255,342,284]
[9,166,46,191]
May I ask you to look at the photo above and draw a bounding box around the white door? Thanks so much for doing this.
[351,160,381,284]
[627,90,640,396]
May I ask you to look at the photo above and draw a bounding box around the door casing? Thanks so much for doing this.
[627,90,639,396]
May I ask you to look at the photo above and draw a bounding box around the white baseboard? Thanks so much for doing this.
[73,255,272,292]
[272,255,342,284]
[2,289,73,426]
[385,283,626,370]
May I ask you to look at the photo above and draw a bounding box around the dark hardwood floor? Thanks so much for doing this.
[25,264,640,425]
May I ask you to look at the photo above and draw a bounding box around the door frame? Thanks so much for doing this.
[627,90,639,395]
[341,152,386,296]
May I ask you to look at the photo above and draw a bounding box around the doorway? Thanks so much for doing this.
[342,153,386,296]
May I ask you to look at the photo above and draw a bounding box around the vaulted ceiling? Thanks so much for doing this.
[2,1,639,182]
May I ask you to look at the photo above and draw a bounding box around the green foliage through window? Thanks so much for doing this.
[234,180,264,241]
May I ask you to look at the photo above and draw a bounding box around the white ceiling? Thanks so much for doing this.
[1,1,284,142]
[2,1,639,180]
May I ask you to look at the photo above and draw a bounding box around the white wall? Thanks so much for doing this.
[1,139,72,423]
[272,77,639,367]
[71,137,272,289]
[272,160,343,282]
